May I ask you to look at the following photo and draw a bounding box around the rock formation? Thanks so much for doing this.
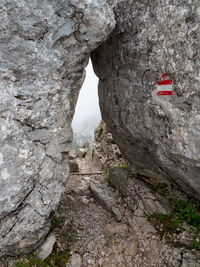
[4,124,199,266]
[92,0,200,199]
[1,0,200,258]
[0,0,115,256]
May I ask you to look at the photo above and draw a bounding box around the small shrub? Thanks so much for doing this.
[104,177,112,187]
[66,243,70,248]
[97,124,104,137]
[16,246,71,267]
[188,239,200,250]
[16,254,47,267]
[119,164,128,168]
[153,182,169,196]
[110,210,116,218]
[50,216,61,231]
[44,250,70,267]
[148,213,181,237]
[148,196,200,250]
[103,168,110,178]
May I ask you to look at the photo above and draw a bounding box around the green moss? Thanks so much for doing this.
[148,196,200,250]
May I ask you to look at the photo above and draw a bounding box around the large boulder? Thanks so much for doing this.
[0,0,115,256]
[92,0,200,199]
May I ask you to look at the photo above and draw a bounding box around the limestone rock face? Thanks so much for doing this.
[0,0,115,256]
[92,0,200,199]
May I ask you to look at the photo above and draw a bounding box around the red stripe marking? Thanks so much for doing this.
[157,91,172,96]
[157,80,172,85]
[162,73,168,79]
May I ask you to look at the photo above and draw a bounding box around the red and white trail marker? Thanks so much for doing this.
[157,74,173,96]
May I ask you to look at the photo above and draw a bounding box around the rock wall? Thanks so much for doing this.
[92,0,200,199]
[0,0,115,256]
[1,0,200,257]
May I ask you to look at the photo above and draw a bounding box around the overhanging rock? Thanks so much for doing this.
[92,0,200,199]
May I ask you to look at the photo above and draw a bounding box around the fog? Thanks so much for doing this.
[72,59,101,149]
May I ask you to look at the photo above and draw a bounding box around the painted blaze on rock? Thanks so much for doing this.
[92,0,200,200]
[157,74,173,96]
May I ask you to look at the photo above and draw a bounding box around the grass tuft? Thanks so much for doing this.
[110,210,116,218]
[97,124,104,138]
[50,216,61,231]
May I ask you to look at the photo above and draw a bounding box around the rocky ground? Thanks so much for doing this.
[56,154,200,267]
[1,122,200,267]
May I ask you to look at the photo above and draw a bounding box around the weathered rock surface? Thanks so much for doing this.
[0,0,115,256]
[36,233,56,261]
[1,0,200,258]
[84,121,126,171]
[2,131,200,266]
[70,253,82,267]
[108,167,170,215]
[92,0,200,199]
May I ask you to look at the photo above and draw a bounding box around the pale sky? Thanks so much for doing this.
[72,59,101,133]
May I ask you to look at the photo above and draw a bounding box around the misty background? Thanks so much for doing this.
[72,59,101,149]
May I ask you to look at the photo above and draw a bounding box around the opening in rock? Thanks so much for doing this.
[72,59,101,150]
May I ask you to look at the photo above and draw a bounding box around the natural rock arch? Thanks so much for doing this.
[0,0,200,257]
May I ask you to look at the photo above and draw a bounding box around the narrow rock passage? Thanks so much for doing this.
[55,153,200,267]
[3,125,200,266]
[6,122,198,267]
[59,164,140,267]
